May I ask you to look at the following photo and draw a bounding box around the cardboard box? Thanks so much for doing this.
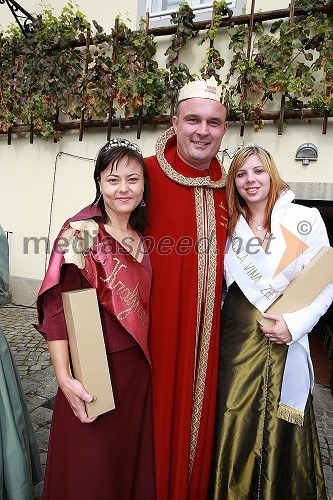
[258,247,333,327]
[62,288,115,418]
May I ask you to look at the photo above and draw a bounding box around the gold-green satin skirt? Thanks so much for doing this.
[209,283,326,500]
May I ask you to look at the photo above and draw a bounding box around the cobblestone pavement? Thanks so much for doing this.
[0,303,332,499]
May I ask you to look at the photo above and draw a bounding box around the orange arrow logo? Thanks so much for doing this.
[273,224,309,278]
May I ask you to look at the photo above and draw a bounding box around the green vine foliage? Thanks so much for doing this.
[0,2,170,138]
[165,3,197,103]
[111,19,169,118]
[199,0,231,82]
[295,0,333,10]
[0,1,332,139]
[0,2,90,138]
[225,3,333,129]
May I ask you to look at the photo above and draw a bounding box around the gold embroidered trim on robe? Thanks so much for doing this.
[277,402,304,427]
[189,187,218,475]
[156,127,226,188]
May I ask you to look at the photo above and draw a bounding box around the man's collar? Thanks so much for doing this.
[155,127,226,188]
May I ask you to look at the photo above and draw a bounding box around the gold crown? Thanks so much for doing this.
[177,76,224,104]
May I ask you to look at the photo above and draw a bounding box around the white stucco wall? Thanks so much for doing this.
[0,0,138,29]
[1,0,332,303]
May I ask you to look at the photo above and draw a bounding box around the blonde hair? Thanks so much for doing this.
[226,145,289,237]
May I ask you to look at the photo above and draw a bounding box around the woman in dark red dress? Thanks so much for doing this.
[35,139,156,500]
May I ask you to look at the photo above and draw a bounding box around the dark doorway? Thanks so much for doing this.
[296,199,333,393]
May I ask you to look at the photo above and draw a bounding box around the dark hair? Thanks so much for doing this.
[92,140,150,233]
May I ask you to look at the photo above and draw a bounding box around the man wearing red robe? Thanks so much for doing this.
[145,77,228,499]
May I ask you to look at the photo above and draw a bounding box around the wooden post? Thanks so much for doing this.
[322,90,329,135]
[322,31,332,134]
[107,18,119,141]
[169,101,174,124]
[79,28,91,142]
[29,117,34,144]
[53,107,60,143]
[240,0,256,137]
[277,95,286,135]
[210,2,217,53]
[7,49,16,145]
[137,12,150,140]
[278,0,295,135]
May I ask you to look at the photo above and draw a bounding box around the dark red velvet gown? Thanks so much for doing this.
[36,261,156,500]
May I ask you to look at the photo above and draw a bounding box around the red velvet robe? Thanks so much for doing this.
[145,128,228,499]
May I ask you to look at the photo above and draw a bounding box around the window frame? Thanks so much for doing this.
[137,0,246,29]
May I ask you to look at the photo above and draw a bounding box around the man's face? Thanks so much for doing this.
[172,98,228,171]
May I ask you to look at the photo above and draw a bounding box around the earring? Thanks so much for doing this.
[94,191,103,206]
[140,199,146,207]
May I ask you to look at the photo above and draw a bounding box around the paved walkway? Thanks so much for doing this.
[0,303,332,499]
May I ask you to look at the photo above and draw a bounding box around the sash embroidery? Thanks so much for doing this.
[58,219,151,360]
[225,216,290,313]
[100,256,146,325]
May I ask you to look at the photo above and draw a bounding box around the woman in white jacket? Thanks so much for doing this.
[210,145,332,500]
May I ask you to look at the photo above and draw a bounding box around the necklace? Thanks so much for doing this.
[111,224,129,236]
[105,209,131,237]
[249,215,265,231]
[107,220,130,237]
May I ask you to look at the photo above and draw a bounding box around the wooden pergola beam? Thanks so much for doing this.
[1,109,330,136]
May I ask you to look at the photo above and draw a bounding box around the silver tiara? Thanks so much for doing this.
[103,138,142,155]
